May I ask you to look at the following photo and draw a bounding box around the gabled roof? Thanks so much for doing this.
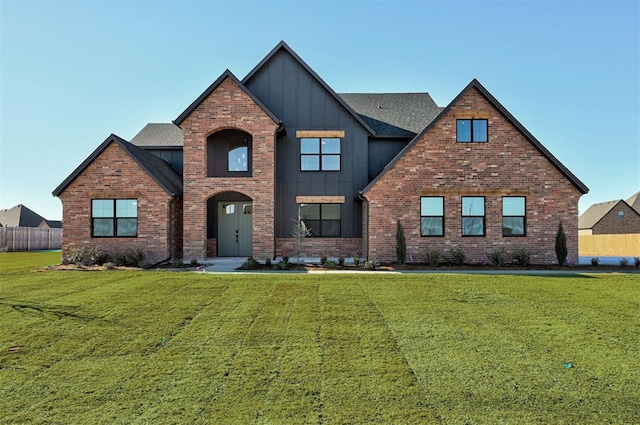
[578,199,639,229]
[626,191,640,213]
[52,134,183,197]
[339,93,442,137]
[242,41,376,136]
[0,204,46,227]
[39,219,63,229]
[130,123,184,147]
[174,69,281,127]
[362,79,589,195]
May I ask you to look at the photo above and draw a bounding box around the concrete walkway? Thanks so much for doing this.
[195,257,640,275]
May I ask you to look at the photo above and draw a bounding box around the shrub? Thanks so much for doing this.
[591,257,600,267]
[555,221,568,266]
[353,255,361,267]
[265,258,272,268]
[282,256,289,266]
[451,247,466,266]
[620,258,629,267]
[634,257,640,268]
[425,248,441,267]
[239,256,260,270]
[89,247,110,265]
[190,257,199,267]
[273,259,289,270]
[363,259,377,270]
[68,248,86,265]
[396,221,406,264]
[338,256,345,266]
[320,255,328,266]
[104,262,116,270]
[487,248,506,267]
[114,248,145,267]
[323,260,338,269]
[512,248,531,267]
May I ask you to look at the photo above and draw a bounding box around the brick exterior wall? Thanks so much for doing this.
[58,143,181,265]
[179,76,279,260]
[364,87,584,265]
[276,238,363,259]
[592,203,640,234]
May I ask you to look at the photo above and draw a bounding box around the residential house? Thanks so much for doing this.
[53,41,588,265]
[0,204,61,229]
[579,195,640,235]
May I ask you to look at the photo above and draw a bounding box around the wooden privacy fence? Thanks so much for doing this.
[579,234,640,257]
[0,227,62,252]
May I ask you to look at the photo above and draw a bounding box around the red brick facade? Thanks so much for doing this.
[364,87,583,265]
[58,143,181,264]
[179,76,279,261]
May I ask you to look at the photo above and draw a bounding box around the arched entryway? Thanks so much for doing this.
[207,192,253,257]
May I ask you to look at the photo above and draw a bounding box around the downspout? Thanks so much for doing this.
[272,122,284,260]
[357,191,369,260]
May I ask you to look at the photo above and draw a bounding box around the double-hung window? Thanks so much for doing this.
[503,197,526,236]
[300,138,341,171]
[462,197,485,236]
[420,197,444,236]
[300,203,341,237]
[92,199,138,237]
[457,119,488,142]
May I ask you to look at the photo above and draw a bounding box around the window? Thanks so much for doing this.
[457,119,487,142]
[300,203,341,237]
[503,197,526,236]
[462,197,485,236]
[300,138,341,171]
[92,199,137,237]
[619,210,625,218]
[420,197,444,236]
[228,139,248,172]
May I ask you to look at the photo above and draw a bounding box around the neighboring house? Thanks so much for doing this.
[626,191,640,213]
[579,196,640,235]
[0,204,60,228]
[53,41,588,265]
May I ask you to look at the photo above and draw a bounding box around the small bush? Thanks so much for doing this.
[591,257,600,267]
[282,256,289,266]
[265,258,272,268]
[363,259,377,270]
[89,247,110,266]
[104,262,116,270]
[353,255,361,267]
[487,248,506,267]
[190,257,199,267]
[451,247,466,266]
[425,248,441,267]
[634,257,640,268]
[114,248,145,267]
[620,258,629,267]
[555,221,568,266]
[68,248,86,265]
[273,259,289,270]
[512,248,531,267]
[320,255,328,266]
[338,256,345,266]
[239,256,260,270]
[323,260,338,269]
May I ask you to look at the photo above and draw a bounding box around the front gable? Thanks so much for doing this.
[363,80,588,196]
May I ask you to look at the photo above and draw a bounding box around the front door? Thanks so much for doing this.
[218,202,253,256]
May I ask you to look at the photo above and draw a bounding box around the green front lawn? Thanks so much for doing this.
[1,252,638,424]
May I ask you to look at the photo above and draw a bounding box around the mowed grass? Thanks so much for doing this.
[1,252,638,424]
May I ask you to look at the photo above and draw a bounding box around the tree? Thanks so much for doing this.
[396,220,406,264]
[555,221,568,266]
[292,204,312,265]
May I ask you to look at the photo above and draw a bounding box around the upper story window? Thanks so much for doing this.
[457,119,487,143]
[420,197,444,236]
[207,129,252,177]
[462,196,485,236]
[300,203,341,237]
[92,199,138,237]
[503,197,526,236]
[300,137,341,171]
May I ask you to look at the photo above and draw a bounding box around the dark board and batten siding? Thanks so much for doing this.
[244,48,369,238]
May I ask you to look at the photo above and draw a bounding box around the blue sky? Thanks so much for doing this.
[1,0,638,220]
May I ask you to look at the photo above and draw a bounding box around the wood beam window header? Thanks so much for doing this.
[452,111,491,119]
[89,191,141,198]
[296,130,345,138]
[296,196,345,204]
